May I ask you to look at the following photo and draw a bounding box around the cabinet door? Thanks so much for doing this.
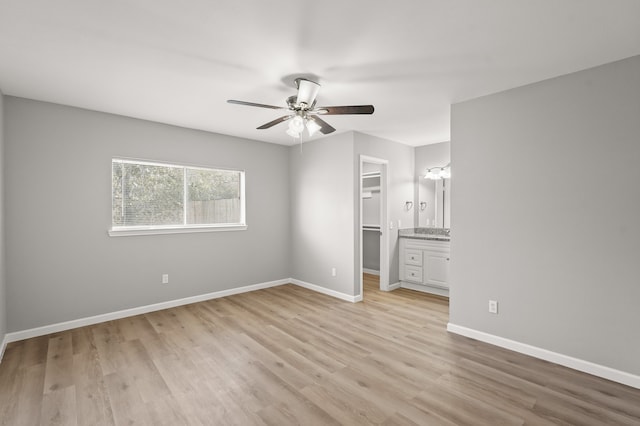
[424,250,450,289]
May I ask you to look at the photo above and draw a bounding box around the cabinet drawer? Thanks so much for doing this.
[405,249,423,266]
[403,266,423,283]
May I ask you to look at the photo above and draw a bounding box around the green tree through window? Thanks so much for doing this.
[112,159,244,230]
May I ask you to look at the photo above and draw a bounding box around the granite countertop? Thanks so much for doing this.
[398,227,451,241]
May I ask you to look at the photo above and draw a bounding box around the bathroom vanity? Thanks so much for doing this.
[399,228,450,297]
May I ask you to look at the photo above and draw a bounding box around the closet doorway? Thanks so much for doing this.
[359,155,389,298]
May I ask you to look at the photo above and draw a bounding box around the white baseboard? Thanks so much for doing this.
[290,278,360,303]
[401,282,449,297]
[6,283,637,390]
[5,278,289,344]
[447,323,640,390]
[3,277,361,348]
[387,281,401,291]
[0,333,8,363]
[362,268,380,276]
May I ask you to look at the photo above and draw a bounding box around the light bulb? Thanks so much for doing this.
[289,115,305,133]
[425,166,450,180]
[286,127,300,138]
[306,118,321,137]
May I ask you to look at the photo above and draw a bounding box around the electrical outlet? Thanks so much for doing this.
[488,300,498,314]
[331,268,336,277]
[162,274,169,284]
[398,219,402,229]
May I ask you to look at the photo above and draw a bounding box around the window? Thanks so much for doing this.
[110,158,246,236]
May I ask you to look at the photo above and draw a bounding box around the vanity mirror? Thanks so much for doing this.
[415,141,451,229]
[418,165,450,228]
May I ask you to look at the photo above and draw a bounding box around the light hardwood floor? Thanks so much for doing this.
[1,274,639,425]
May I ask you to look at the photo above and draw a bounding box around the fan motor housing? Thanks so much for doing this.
[287,95,315,111]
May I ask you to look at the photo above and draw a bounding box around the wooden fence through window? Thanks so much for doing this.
[187,198,240,224]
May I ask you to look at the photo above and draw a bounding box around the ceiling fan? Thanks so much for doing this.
[227,78,374,138]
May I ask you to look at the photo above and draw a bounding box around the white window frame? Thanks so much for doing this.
[109,158,247,237]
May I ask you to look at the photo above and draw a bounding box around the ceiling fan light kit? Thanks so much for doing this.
[305,118,322,137]
[227,77,375,140]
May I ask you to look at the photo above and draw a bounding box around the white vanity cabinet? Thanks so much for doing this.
[399,237,450,297]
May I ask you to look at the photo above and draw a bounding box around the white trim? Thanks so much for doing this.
[387,281,401,291]
[108,224,247,237]
[110,157,247,237]
[290,278,360,303]
[2,278,362,348]
[401,282,449,297]
[359,155,389,297]
[5,279,288,344]
[112,156,246,173]
[447,323,640,390]
[0,333,8,363]
[362,268,380,276]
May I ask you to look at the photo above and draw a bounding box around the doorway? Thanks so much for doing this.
[359,155,389,299]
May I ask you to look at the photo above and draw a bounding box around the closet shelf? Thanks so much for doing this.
[362,172,381,178]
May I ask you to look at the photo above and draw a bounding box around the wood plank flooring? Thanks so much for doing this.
[1,274,639,425]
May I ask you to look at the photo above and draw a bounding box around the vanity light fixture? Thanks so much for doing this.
[405,201,414,211]
[425,163,451,180]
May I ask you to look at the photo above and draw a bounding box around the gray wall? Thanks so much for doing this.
[415,141,450,227]
[0,91,6,346]
[354,133,415,288]
[289,132,355,295]
[362,230,380,272]
[5,97,290,332]
[450,55,640,375]
[3,99,417,331]
[288,131,415,296]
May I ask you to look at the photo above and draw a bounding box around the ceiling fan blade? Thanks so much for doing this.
[315,105,375,115]
[227,99,286,110]
[309,115,336,135]
[256,115,292,129]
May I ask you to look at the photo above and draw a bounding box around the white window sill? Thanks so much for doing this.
[108,224,248,237]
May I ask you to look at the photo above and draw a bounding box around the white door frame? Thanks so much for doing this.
[359,155,389,296]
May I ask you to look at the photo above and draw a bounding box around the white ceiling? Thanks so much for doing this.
[0,1,638,146]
